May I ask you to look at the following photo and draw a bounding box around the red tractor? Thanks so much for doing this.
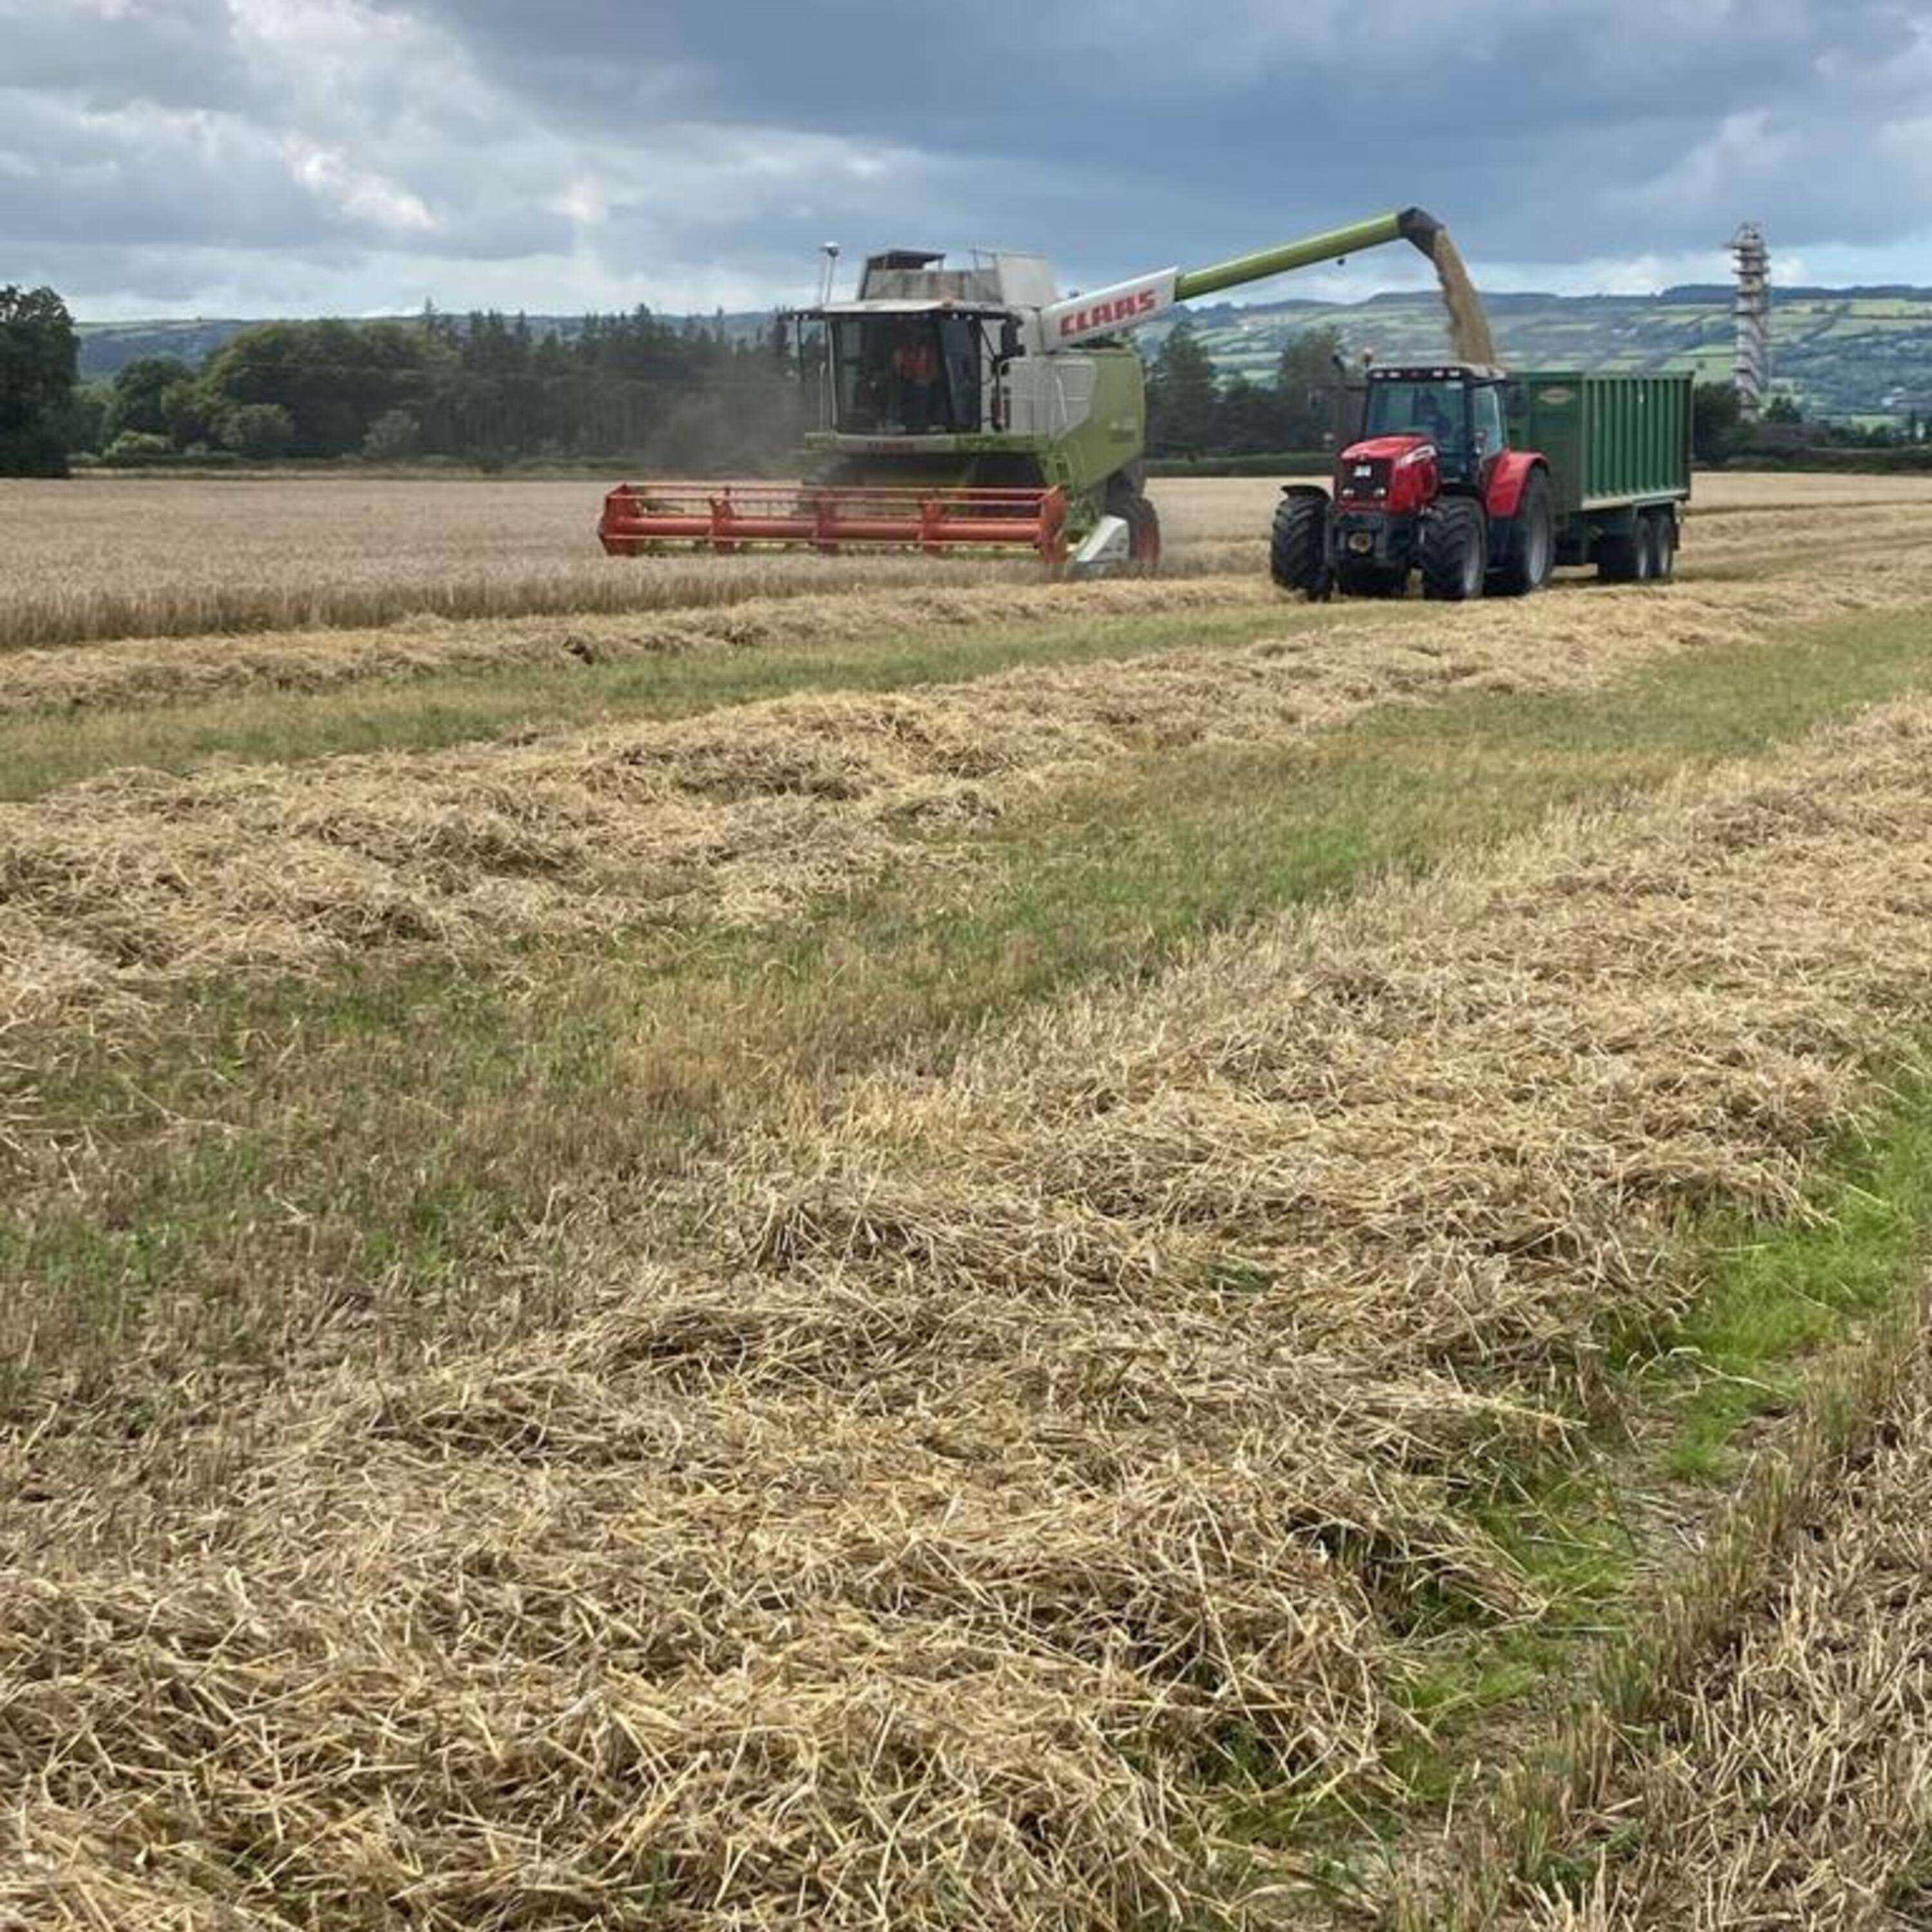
[1270,361,1694,601]
[1270,361,1553,601]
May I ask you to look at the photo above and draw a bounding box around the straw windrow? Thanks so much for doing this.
[10,518,1932,1028]
[15,668,1932,1923]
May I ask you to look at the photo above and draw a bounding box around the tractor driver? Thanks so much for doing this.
[1416,391,1455,450]
[891,323,942,433]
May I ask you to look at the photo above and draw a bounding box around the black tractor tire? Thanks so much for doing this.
[1104,475,1162,571]
[1336,563,1406,598]
[1489,469,1554,597]
[1597,518,1655,583]
[1270,487,1329,596]
[1419,498,1488,601]
[1648,507,1677,581]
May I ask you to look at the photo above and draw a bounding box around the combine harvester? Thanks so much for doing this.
[600,209,1465,575]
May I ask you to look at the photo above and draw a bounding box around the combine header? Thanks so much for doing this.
[600,209,1454,574]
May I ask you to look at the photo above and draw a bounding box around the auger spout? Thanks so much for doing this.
[1173,207,1444,303]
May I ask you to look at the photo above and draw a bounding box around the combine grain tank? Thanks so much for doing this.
[601,210,1456,576]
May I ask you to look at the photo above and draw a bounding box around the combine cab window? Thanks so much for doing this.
[1365,379,1470,455]
[830,316,985,436]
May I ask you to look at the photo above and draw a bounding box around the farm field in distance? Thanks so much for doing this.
[6,472,1932,1927]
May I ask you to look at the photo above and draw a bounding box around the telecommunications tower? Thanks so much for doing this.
[1731,223,1770,416]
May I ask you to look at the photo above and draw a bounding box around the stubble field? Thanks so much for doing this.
[5,471,1932,1929]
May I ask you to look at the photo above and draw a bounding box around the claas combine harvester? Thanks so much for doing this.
[598,209,1455,574]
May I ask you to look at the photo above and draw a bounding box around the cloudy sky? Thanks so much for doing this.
[5,0,1929,319]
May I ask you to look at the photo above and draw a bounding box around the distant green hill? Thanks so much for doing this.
[78,287,1932,426]
[1155,286,1932,426]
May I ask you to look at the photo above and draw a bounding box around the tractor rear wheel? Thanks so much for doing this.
[1270,488,1329,596]
[1490,469,1553,596]
[1106,476,1162,571]
[1419,498,1487,601]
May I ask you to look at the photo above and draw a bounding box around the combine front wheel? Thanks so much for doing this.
[1420,499,1487,601]
[1105,476,1163,571]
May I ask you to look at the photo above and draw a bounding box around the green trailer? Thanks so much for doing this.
[1506,369,1693,579]
[1271,361,1695,601]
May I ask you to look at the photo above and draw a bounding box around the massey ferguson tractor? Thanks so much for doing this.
[600,209,1458,574]
[1269,362,1694,600]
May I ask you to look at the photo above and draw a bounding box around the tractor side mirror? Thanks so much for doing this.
[999,317,1021,363]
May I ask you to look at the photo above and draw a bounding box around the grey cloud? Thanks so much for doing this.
[3,0,1929,317]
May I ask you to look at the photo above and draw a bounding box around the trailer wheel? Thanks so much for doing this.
[1490,470,1553,596]
[1105,476,1162,571]
[1419,498,1487,601]
[1270,487,1329,596]
[1598,518,1654,583]
[1648,508,1677,581]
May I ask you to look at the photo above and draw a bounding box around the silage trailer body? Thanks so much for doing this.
[1506,369,1694,568]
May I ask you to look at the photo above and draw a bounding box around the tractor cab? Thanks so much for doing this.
[1354,363,1511,490]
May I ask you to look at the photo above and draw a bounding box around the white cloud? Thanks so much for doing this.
[283,138,437,233]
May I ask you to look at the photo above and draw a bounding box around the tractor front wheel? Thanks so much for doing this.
[1271,488,1329,596]
[1420,498,1487,601]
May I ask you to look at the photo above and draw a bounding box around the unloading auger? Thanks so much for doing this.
[598,209,1454,574]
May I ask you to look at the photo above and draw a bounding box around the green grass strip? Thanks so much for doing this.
[0,596,1304,800]
[6,603,1932,1418]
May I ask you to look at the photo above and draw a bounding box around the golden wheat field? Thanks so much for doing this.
[8,469,1932,651]
[6,474,1932,1929]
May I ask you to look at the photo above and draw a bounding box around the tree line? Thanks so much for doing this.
[71,307,808,471]
[4,280,1922,479]
[1144,320,1347,458]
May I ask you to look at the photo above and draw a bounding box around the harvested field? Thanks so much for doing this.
[17,692,1932,1927]
[8,476,1932,1929]
[1515,1339,1932,1931]
[15,532,1929,1021]
[8,470,1931,653]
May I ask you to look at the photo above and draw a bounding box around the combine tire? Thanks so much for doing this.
[1105,476,1162,571]
[1648,508,1677,581]
[1270,488,1329,596]
[1419,498,1487,601]
[1490,469,1553,597]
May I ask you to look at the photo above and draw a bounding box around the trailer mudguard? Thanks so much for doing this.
[1484,451,1545,521]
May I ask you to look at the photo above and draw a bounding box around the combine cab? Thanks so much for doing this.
[600,211,1459,574]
